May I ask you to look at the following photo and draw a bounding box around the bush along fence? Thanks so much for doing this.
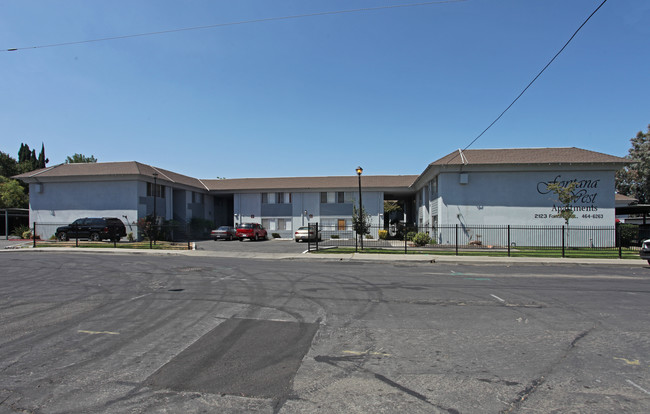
[29,222,206,250]
[306,223,641,259]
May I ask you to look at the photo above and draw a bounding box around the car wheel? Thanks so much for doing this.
[58,232,68,242]
[239,237,245,242]
[90,232,101,242]
[647,260,650,265]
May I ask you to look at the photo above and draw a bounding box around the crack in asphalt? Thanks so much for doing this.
[315,354,460,413]
[500,327,594,413]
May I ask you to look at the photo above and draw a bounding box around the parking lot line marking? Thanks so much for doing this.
[490,294,505,303]
[626,380,650,395]
[78,330,120,335]
[343,350,391,357]
[614,357,640,365]
[130,293,151,301]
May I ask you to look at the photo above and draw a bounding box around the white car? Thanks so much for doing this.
[640,239,650,264]
[294,226,321,242]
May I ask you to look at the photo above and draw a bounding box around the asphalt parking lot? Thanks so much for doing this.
[1,250,649,413]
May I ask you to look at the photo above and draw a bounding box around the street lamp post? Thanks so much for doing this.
[356,166,363,250]
[152,172,158,246]
[152,172,158,221]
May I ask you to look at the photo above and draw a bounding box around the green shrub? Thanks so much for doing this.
[365,234,373,239]
[272,233,281,238]
[412,232,431,246]
[405,231,417,241]
[12,224,30,238]
[619,224,638,247]
[127,232,135,242]
[22,230,32,239]
[330,234,340,239]
[378,230,388,240]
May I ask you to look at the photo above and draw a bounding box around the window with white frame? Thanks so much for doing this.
[320,192,345,204]
[262,218,292,231]
[262,192,290,204]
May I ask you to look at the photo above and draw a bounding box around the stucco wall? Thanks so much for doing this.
[29,180,139,239]
[436,170,615,226]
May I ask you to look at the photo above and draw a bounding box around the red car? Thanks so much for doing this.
[236,223,268,241]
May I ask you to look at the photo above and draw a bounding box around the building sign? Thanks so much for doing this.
[535,175,602,220]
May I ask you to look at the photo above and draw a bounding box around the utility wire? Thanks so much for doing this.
[446,0,608,165]
[4,0,466,52]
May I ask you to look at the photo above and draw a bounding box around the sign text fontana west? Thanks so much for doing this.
[535,175,602,219]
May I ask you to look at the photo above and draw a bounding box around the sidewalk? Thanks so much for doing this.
[3,244,647,267]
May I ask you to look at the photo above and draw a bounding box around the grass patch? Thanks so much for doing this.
[313,246,641,260]
[33,241,191,250]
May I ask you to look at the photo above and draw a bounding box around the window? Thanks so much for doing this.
[278,218,291,230]
[263,193,289,204]
[320,192,345,204]
[193,192,203,203]
[147,183,165,198]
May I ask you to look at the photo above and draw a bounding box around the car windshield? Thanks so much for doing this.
[217,226,230,230]
[240,224,254,229]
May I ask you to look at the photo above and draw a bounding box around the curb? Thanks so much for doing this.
[3,246,648,267]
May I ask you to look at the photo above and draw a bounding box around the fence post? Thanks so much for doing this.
[316,223,319,252]
[455,224,459,256]
[355,227,358,253]
[617,223,622,259]
[561,225,565,258]
[404,226,407,254]
[33,222,36,248]
[507,225,511,257]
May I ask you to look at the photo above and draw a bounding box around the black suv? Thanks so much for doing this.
[56,217,127,242]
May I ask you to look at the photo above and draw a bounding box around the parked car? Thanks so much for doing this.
[640,239,650,264]
[236,223,267,241]
[294,226,321,242]
[56,217,127,242]
[211,226,237,241]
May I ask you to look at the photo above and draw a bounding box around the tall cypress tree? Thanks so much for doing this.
[37,143,48,168]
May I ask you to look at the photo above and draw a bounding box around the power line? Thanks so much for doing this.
[446,0,609,165]
[4,0,466,52]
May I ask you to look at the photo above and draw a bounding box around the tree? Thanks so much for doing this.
[0,176,28,208]
[547,182,579,225]
[0,151,19,178]
[65,153,97,164]
[37,143,48,168]
[16,143,48,171]
[352,204,372,236]
[616,125,650,203]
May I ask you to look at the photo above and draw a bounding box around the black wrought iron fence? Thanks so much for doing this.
[307,223,638,258]
[30,222,194,249]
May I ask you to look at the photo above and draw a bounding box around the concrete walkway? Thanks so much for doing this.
[2,241,647,267]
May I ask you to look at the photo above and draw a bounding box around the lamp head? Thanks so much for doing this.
[356,166,363,175]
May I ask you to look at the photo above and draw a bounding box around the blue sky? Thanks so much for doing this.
[1,0,648,179]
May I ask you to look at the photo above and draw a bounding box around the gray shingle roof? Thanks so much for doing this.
[431,147,628,166]
[203,175,418,191]
[13,162,208,190]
